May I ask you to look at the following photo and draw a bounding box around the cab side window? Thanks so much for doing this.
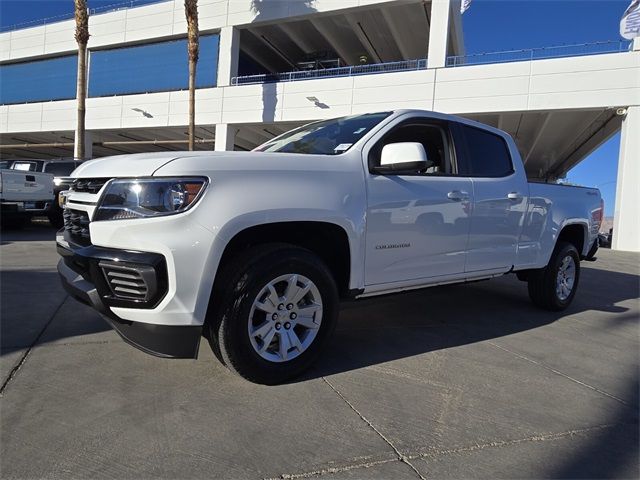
[369,121,453,175]
[456,124,513,177]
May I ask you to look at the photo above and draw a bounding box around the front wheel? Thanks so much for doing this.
[527,241,580,311]
[207,244,339,384]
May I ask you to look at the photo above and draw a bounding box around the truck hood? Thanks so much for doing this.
[72,151,358,178]
[71,152,220,178]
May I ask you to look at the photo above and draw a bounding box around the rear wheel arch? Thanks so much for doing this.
[556,222,587,257]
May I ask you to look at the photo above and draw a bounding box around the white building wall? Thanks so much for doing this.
[0,0,403,60]
[3,52,636,134]
[613,106,640,252]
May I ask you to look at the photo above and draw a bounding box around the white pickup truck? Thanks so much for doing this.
[1,169,54,227]
[57,110,603,384]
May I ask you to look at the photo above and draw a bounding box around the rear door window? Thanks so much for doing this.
[11,161,38,172]
[456,124,513,177]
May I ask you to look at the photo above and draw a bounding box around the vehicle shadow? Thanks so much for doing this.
[1,246,637,381]
[298,264,639,381]
[0,219,56,245]
[0,269,111,356]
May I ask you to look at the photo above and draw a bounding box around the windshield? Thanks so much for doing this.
[44,162,78,176]
[254,112,391,155]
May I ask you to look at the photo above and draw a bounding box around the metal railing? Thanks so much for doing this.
[446,40,633,67]
[0,0,170,33]
[231,58,428,86]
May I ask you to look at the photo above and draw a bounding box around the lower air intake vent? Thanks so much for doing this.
[99,261,158,302]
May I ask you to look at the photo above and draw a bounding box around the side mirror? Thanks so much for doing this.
[372,142,429,174]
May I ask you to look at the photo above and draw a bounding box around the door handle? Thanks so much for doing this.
[447,190,469,201]
[507,192,522,201]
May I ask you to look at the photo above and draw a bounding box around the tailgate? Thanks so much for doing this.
[1,170,54,202]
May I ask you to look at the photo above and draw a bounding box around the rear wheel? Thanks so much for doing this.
[527,241,580,311]
[207,244,339,384]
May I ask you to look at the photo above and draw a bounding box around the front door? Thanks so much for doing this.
[364,119,473,285]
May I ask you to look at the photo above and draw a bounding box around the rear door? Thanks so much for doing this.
[452,123,528,272]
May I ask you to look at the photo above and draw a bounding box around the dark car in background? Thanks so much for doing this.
[0,159,81,227]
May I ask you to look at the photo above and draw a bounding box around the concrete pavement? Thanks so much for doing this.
[1,222,638,479]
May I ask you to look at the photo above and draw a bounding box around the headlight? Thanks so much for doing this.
[94,177,207,221]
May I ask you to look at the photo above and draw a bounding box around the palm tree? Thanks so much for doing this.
[74,0,89,160]
[184,0,199,151]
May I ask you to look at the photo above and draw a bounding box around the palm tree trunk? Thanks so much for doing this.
[188,55,196,151]
[185,0,199,151]
[74,0,89,160]
[76,43,87,160]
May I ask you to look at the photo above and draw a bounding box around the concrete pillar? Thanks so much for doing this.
[216,26,240,87]
[612,106,640,252]
[215,124,235,151]
[73,131,92,159]
[427,0,452,68]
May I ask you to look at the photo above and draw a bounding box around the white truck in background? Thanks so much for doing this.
[0,169,54,227]
[56,110,603,384]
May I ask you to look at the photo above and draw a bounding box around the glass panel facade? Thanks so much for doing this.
[0,55,77,105]
[89,34,219,97]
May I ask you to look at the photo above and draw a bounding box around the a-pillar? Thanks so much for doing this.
[216,26,240,87]
[427,0,452,69]
[612,105,640,252]
[215,124,236,151]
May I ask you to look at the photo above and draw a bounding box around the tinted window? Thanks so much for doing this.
[44,162,77,176]
[89,35,219,97]
[458,125,513,177]
[0,55,77,105]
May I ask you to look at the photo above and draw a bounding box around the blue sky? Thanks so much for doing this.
[0,0,629,214]
[461,0,629,215]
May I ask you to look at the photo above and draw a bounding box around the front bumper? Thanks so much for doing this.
[57,232,201,359]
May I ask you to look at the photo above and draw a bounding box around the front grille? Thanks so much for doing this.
[99,261,156,301]
[63,208,91,245]
[56,177,74,190]
[72,178,110,194]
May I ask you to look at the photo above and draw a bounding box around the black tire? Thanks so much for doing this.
[207,244,339,384]
[527,241,580,311]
